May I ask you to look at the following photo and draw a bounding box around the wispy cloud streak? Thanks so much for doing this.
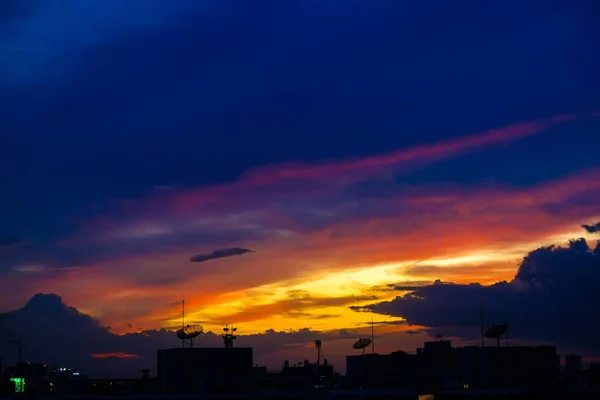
[109,112,598,220]
[1,113,599,335]
[241,113,584,186]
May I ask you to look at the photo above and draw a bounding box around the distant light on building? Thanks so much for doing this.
[10,377,25,393]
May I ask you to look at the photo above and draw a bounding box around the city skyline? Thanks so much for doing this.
[2,0,600,376]
[0,275,597,379]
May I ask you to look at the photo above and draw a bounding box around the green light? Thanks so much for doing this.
[10,377,25,393]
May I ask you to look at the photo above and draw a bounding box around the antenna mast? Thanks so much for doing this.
[175,297,204,348]
[371,317,375,354]
[315,340,322,366]
[223,325,237,348]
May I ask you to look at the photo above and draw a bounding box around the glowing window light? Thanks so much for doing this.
[10,377,25,393]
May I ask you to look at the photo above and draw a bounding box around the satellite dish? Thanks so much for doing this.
[484,324,508,339]
[353,338,372,349]
[353,338,372,354]
[484,324,508,346]
[176,324,203,348]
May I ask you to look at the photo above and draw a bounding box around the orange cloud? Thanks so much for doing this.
[91,353,139,359]
[4,113,599,338]
[10,165,599,334]
[208,294,365,325]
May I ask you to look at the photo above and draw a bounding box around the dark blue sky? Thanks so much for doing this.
[1,1,600,370]
[2,1,599,236]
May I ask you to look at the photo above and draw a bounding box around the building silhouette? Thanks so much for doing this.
[2,336,600,399]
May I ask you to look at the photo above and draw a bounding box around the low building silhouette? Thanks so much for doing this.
[346,339,562,393]
[346,351,418,389]
[4,335,600,398]
[157,346,255,394]
[459,345,558,389]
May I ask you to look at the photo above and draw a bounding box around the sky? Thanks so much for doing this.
[1,0,600,376]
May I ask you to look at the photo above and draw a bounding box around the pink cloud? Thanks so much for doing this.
[167,112,590,214]
[56,111,598,244]
[241,113,580,184]
[15,164,599,330]
[6,112,599,328]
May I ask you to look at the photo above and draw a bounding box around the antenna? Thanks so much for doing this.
[371,317,375,354]
[223,325,237,348]
[484,324,508,347]
[175,297,203,348]
[480,301,485,347]
[315,340,322,366]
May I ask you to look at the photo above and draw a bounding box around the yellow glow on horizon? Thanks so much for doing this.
[291,261,416,294]
[185,300,405,335]
[142,224,598,335]
[177,261,422,334]
[417,252,503,267]
[545,228,598,245]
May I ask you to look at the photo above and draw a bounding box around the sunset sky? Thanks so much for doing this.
[1,0,600,373]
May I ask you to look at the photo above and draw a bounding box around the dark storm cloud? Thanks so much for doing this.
[0,294,358,378]
[190,247,254,263]
[391,283,432,292]
[0,222,264,275]
[582,221,600,234]
[361,238,600,356]
[368,282,432,293]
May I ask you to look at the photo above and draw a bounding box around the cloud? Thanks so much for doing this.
[3,161,600,334]
[1,0,599,292]
[208,293,368,325]
[119,113,597,222]
[361,238,600,357]
[2,4,599,330]
[0,293,426,377]
[369,282,432,292]
[91,352,139,359]
[239,113,591,187]
[405,329,428,335]
[1,0,599,367]
[12,114,599,275]
[582,221,600,234]
[191,247,254,263]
